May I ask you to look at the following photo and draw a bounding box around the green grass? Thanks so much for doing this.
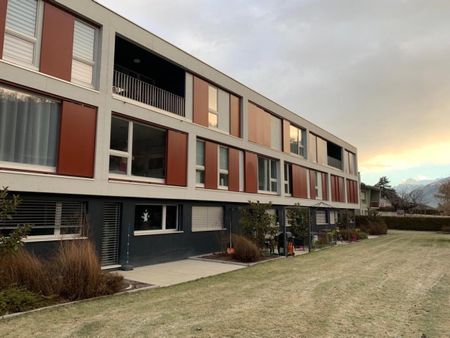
[1,230,449,337]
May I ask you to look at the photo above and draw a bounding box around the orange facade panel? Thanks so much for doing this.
[283,120,290,153]
[321,173,328,201]
[346,179,358,204]
[248,102,271,147]
[40,2,74,81]
[309,170,316,200]
[331,175,345,202]
[166,130,188,186]
[193,76,209,127]
[228,148,240,192]
[204,141,218,189]
[230,95,241,137]
[0,0,7,59]
[244,151,258,193]
[57,102,97,178]
[292,165,308,199]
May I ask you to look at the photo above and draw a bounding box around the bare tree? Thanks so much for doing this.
[435,181,450,215]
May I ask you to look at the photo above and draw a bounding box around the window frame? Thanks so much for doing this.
[218,146,229,189]
[284,163,292,196]
[71,19,99,88]
[289,124,306,157]
[108,116,166,184]
[208,85,219,129]
[3,0,44,69]
[315,172,323,200]
[195,140,205,187]
[133,204,180,235]
[258,156,279,194]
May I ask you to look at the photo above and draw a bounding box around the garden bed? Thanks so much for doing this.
[198,252,280,265]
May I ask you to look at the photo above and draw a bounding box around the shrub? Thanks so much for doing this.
[357,230,368,240]
[442,225,450,234]
[240,201,277,248]
[340,228,357,241]
[0,249,53,296]
[51,240,123,301]
[232,234,261,263]
[356,216,388,235]
[382,216,450,231]
[286,204,309,241]
[0,287,52,316]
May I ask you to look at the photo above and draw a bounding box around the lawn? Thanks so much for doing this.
[1,230,449,337]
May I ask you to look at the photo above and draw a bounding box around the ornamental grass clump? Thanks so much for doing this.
[232,234,261,263]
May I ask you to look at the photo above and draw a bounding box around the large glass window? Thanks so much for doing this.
[3,0,43,68]
[208,86,218,128]
[289,125,306,157]
[196,140,205,185]
[0,85,60,169]
[218,146,229,188]
[72,20,97,87]
[284,163,292,196]
[346,150,357,175]
[109,116,166,180]
[134,205,178,232]
[258,156,278,193]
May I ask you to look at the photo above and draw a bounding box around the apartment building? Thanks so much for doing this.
[0,0,359,267]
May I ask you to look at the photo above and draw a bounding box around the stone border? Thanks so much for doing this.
[189,253,284,267]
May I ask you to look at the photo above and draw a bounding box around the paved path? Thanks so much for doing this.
[119,259,244,287]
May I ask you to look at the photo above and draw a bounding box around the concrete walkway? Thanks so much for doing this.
[119,259,245,287]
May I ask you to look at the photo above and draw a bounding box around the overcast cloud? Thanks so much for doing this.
[98,0,450,185]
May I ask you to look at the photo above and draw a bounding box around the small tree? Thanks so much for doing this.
[436,180,450,215]
[240,201,276,248]
[0,187,31,255]
[286,203,309,243]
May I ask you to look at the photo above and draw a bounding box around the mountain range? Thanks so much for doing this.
[394,177,450,208]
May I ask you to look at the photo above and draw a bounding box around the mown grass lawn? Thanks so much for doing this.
[1,230,449,337]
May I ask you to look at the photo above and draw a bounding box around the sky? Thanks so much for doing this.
[97,0,450,186]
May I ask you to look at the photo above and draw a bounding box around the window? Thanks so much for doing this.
[196,140,205,185]
[0,199,86,237]
[71,20,97,87]
[134,205,178,232]
[284,163,292,196]
[0,85,60,170]
[192,206,224,232]
[3,0,43,68]
[218,146,229,188]
[346,151,357,175]
[289,125,306,157]
[315,172,323,200]
[258,156,278,193]
[109,116,166,181]
[208,86,218,128]
[316,210,327,225]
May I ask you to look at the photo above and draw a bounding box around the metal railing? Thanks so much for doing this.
[327,156,342,169]
[113,70,185,117]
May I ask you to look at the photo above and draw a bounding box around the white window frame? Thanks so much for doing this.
[3,0,44,69]
[290,125,306,157]
[315,172,323,200]
[196,140,205,187]
[284,163,292,196]
[109,117,165,184]
[133,204,179,235]
[208,85,219,129]
[71,19,99,88]
[258,156,279,194]
[218,146,229,189]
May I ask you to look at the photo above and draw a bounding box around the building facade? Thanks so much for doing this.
[359,183,381,215]
[0,0,359,267]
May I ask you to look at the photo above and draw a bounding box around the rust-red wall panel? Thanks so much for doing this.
[322,173,328,201]
[248,103,257,143]
[204,141,218,189]
[262,110,271,147]
[228,148,240,192]
[193,76,209,127]
[0,0,7,59]
[166,130,187,186]
[339,176,345,202]
[40,2,74,81]
[292,165,308,198]
[230,95,241,137]
[309,170,317,200]
[57,102,97,178]
[283,120,290,153]
[244,151,258,193]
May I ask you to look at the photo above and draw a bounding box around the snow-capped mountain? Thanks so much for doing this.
[394,177,450,208]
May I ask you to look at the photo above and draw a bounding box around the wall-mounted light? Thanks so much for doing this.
[133,58,141,64]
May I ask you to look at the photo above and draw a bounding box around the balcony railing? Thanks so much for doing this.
[113,70,185,117]
[327,156,342,170]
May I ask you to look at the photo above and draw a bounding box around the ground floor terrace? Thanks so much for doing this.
[5,191,357,267]
[0,231,448,337]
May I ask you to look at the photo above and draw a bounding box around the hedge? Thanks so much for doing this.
[382,216,450,231]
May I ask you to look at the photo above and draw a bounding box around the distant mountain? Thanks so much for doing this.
[395,177,450,208]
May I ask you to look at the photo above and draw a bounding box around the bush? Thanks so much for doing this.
[51,240,123,301]
[442,225,450,234]
[356,216,388,235]
[382,216,450,231]
[357,230,368,240]
[340,228,358,241]
[0,287,52,316]
[0,249,53,296]
[240,201,277,249]
[232,235,261,263]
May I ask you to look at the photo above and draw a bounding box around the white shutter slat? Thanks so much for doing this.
[3,34,34,64]
[73,21,95,61]
[71,59,93,85]
[192,207,223,231]
[6,0,37,37]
